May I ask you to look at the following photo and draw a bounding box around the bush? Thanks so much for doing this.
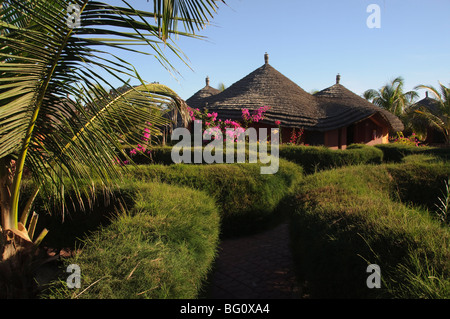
[123,159,303,237]
[288,162,450,298]
[386,162,450,209]
[279,144,383,174]
[43,182,220,299]
[122,144,278,166]
[375,144,450,163]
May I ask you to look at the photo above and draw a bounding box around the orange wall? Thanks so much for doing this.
[354,117,388,146]
[325,115,390,149]
[325,127,347,150]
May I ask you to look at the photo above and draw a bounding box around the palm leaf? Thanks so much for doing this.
[414,83,450,144]
[0,0,218,232]
[20,83,189,224]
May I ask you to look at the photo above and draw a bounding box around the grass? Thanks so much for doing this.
[38,159,302,298]
[42,181,220,299]
[279,144,383,174]
[288,162,450,298]
[122,159,303,237]
[34,143,450,299]
[375,144,450,163]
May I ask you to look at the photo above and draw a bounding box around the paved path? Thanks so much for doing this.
[207,222,302,299]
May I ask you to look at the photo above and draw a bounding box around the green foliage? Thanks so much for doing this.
[43,182,220,299]
[278,144,383,174]
[363,76,419,117]
[375,144,450,162]
[435,178,450,225]
[32,159,302,298]
[386,162,450,209]
[122,144,277,166]
[288,162,450,298]
[414,83,450,144]
[124,160,304,237]
[0,0,220,233]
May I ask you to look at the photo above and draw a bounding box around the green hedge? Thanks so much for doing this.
[124,144,450,167]
[124,159,304,237]
[387,162,450,209]
[375,144,450,163]
[35,159,303,299]
[278,144,384,174]
[121,144,275,166]
[43,182,220,299]
[289,162,450,298]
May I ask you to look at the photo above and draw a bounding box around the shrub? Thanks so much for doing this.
[121,144,278,166]
[43,182,220,299]
[124,159,303,237]
[279,144,383,174]
[288,163,450,298]
[375,144,450,163]
[386,162,450,209]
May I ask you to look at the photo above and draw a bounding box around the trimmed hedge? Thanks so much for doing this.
[122,144,275,166]
[35,159,302,299]
[289,162,450,298]
[123,159,304,237]
[125,144,450,168]
[375,144,450,163]
[279,144,384,174]
[43,182,220,299]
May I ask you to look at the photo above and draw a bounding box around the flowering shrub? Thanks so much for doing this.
[241,105,270,127]
[288,127,304,145]
[390,132,421,147]
[189,106,270,142]
[117,122,153,165]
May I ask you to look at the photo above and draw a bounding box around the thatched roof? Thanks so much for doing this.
[185,76,221,109]
[198,53,321,128]
[187,54,404,132]
[313,77,404,132]
[409,92,440,114]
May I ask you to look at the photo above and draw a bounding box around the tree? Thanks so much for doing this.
[217,83,227,91]
[413,82,450,145]
[0,0,220,297]
[363,76,419,117]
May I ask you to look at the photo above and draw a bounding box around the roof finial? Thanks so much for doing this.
[336,73,341,84]
[264,52,269,64]
[426,91,429,98]
[206,76,210,86]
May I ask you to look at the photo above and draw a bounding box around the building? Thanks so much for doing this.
[408,92,446,145]
[186,53,404,149]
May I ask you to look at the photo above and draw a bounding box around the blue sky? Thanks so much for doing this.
[102,0,450,101]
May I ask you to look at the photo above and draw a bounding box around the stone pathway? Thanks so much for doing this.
[207,222,302,299]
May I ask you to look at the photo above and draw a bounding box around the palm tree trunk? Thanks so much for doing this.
[0,227,39,298]
[0,158,42,298]
[0,158,13,231]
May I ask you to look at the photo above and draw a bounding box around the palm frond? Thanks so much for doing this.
[0,0,219,231]
[363,89,379,102]
[21,82,189,223]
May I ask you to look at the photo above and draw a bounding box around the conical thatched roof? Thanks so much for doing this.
[409,92,440,114]
[313,77,404,132]
[187,54,404,132]
[198,53,321,128]
[186,76,221,109]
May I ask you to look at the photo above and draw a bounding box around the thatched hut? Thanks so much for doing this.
[186,53,404,149]
[408,92,446,144]
[185,76,221,109]
[313,75,404,148]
